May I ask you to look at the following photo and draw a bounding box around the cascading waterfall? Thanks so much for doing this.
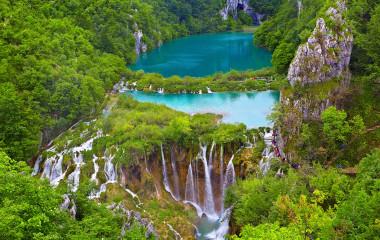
[222,155,236,212]
[104,153,117,182]
[67,136,98,192]
[208,141,215,172]
[200,143,216,218]
[90,155,99,184]
[32,155,43,176]
[194,159,200,204]
[297,0,303,18]
[89,152,117,199]
[67,152,82,192]
[225,157,237,187]
[219,144,224,206]
[161,144,178,201]
[50,153,66,187]
[185,163,196,203]
[170,147,181,200]
[259,131,273,175]
[197,144,238,240]
[41,148,67,187]
[184,162,203,217]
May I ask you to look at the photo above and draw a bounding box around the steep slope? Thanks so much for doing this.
[279,0,353,162]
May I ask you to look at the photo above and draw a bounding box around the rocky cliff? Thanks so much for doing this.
[287,1,353,87]
[280,0,353,161]
[221,0,264,24]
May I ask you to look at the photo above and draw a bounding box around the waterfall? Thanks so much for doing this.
[88,152,117,199]
[223,155,236,189]
[50,153,66,187]
[244,135,253,148]
[221,155,236,213]
[185,163,196,203]
[32,155,43,176]
[170,147,181,200]
[194,160,200,204]
[208,141,215,172]
[104,153,117,182]
[41,157,52,179]
[200,144,216,218]
[214,206,234,239]
[67,151,83,192]
[259,131,274,175]
[41,149,66,187]
[90,155,99,184]
[184,162,203,217]
[161,144,178,201]
[297,0,302,18]
[219,144,224,207]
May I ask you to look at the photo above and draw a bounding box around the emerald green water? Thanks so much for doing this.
[130,32,272,77]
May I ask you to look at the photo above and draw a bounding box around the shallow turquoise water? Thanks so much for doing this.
[130,32,272,77]
[126,91,280,128]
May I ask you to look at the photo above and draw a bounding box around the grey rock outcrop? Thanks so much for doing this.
[60,194,77,219]
[220,0,249,20]
[109,202,158,239]
[280,1,353,162]
[134,26,147,55]
[287,1,353,86]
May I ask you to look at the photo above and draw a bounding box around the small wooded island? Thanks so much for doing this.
[0,0,379,239]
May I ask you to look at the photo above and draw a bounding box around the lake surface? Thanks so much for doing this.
[126,91,280,128]
[130,32,272,77]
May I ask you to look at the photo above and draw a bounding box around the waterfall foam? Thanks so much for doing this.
[171,147,181,200]
[90,155,99,184]
[184,162,203,217]
[161,144,179,201]
[185,163,196,203]
[222,155,236,212]
[200,143,217,218]
[259,131,274,175]
[32,155,43,176]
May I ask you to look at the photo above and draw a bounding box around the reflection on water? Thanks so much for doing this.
[130,32,272,77]
[126,91,280,128]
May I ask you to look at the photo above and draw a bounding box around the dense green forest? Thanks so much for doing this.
[0,0,379,239]
[228,0,380,239]
[0,0,245,162]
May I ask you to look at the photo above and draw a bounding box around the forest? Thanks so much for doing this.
[0,0,379,239]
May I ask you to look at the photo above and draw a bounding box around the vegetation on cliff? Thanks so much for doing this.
[0,0,379,239]
[0,151,149,239]
[229,0,380,239]
[0,0,248,162]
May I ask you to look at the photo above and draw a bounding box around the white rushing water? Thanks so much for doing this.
[185,163,196,203]
[184,162,203,217]
[222,155,236,212]
[171,148,181,200]
[38,130,103,191]
[161,144,179,201]
[32,155,43,176]
[200,143,217,218]
[89,152,117,199]
[90,155,99,184]
[259,131,274,175]
[167,142,238,239]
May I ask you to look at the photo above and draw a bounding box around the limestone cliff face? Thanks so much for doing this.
[280,1,352,161]
[221,0,249,20]
[220,0,264,24]
[287,1,353,87]
[134,29,147,55]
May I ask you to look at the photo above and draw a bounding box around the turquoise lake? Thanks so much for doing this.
[126,91,280,128]
[130,32,272,77]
